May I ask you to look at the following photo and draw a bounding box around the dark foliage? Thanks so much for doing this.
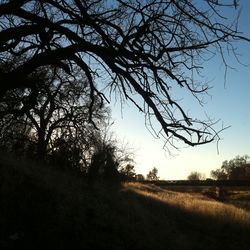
[187,171,205,181]
[0,62,111,172]
[120,164,136,181]
[88,143,120,183]
[147,167,159,181]
[211,155,250,180]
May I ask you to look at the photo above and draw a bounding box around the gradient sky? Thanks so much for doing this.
[110,1,250,180]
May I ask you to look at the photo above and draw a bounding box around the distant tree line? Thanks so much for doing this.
[187,155,250,181]
[211,155,250,180]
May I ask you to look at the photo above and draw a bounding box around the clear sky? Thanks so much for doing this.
[110,1,250,180]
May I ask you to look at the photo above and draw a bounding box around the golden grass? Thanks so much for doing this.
[123,182,250,227]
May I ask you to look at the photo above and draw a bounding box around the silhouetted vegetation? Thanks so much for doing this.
[1,0,249,149]
[135,174,145,181]
[211,155,250,180]
[0,62,108,164]
[187,171,206,181]
[147,167,159,181]
[88,143,120,183]
[120,164,136,181]
[1,1,250,249]
[0,61,134,181]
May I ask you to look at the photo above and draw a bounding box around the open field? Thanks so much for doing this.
[151,184,250,211]
[125,182,250,225]
[223,189,250,211]
[0,158,250,250]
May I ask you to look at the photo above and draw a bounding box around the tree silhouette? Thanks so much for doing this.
[120,164,136,180]
[0,116,36,157]
[0,63,108,166]
[147,167,159,181]
[87,121,134,182]
[88,142,120,182]
[135,174,145,181]
[210,169,227,180]
[0,0,249,148]
[187,171,205,181]
[211,155,250,180]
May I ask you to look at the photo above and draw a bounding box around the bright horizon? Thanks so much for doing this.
[110,1,250,180]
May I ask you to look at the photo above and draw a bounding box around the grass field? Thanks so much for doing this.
[125,182,250,225]
[219,188,250,211]
[153,184,250,211]
[0,157,250,250]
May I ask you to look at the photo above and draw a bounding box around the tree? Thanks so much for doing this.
[1,0,249,149]
[88,143,120,182]
[147,167,159,181]
[135,174,145,181]
[187,171,205,181]
[88,121,134,182]
[0,116,36,157]
[210,169,227,180]
[211,155,250,180]
[0,63,108,167]
[120,164,136,180]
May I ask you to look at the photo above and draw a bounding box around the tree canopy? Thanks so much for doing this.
[187,171,205,181]
[0,63,109,168]
[0,0,249,148]
[147,167,159,181]
[211,155,250,180]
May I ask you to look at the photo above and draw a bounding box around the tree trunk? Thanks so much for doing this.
[37,127,47,161]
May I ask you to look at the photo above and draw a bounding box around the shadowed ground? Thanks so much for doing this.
[0,156,249,250]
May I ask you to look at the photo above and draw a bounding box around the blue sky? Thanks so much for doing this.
[110,1,250,180]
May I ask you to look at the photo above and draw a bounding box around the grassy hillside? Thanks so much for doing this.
[1,156,250,250]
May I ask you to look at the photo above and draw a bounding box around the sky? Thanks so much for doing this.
[109,1,250,180]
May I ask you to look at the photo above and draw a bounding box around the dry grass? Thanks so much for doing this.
[123,182,250,227]
[221,188,250,211]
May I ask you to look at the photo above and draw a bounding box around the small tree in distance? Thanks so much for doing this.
[187,171,205,181]
[147,167,159,181]
[135,174,145,181]
[120,164,136,180]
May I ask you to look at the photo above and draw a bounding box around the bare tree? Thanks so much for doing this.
[0,63,108,163]
[0,0,249,148]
